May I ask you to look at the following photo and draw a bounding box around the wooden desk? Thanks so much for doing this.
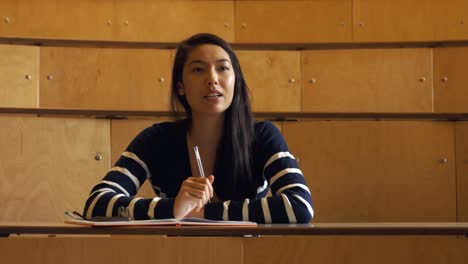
[2,222,468,236]
[1,223,468,264]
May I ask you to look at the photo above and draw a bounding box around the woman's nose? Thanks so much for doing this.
[206,69,219,86]
[207,80,218,86]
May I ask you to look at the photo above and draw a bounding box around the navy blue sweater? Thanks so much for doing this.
[83,120,313,223]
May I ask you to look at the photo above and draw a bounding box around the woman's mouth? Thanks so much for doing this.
[204,93,223,99]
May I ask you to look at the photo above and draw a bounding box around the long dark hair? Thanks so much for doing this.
[171,33,256,200]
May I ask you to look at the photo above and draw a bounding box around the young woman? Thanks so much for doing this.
[83,33,313,223]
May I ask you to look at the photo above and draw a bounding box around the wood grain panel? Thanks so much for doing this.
[179,236,243,264]
[0,236,243,264]
[434,47,468,113]
[353,0,434,42]
[244,236,468,264]
[0,44,39,108]
[237,51,300,112]
[0,116,110,224]
[0,0,115,40]
[40,47,172,111]
[115,0,234,42]
[283,121,456,222]
[433,0,468,40]
[301,48,433,112]
[0,0,233,42]
[456,122,468,221]
[235,0,352,43]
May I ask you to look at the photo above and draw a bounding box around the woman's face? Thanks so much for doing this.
[178,44,235,116]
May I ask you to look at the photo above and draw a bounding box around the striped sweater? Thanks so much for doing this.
[83,120,314,223]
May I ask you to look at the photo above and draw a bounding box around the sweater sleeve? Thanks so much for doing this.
[204,121,314,224]
[82,123,175,220]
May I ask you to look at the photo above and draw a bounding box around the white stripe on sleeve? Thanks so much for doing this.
[89,188,116,198]
[264,151,296,171]
[122,151,151,179]
[106,194,125,217]
[257,179,268,194]
[261,198,272,224]
[110,166,141,190]
[242,199,250,221]
[148,197,161,219]
[280,194,297,224]
[269,168,303,186]
[275,183,311,196]
[292,194,314,219]
[223,200,231,221]
[100,180,130,196]
[86,190,114,219]
[128,197,142,220]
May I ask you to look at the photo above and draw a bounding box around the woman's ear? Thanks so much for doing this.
[177,82,185,96]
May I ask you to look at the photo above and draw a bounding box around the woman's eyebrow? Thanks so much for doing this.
[188,59,231,65]
[188,60,206,65]
[217,59,231,64]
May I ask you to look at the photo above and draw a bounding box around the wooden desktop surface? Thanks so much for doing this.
[2,222,468,264]
[2,222,468,236]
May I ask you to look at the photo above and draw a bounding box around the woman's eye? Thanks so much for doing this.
[192,67,204,73]
[219,66,230,71]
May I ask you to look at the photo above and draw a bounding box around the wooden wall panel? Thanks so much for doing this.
[433,0,468,40]
[114,1,234,42]
[283,121,456,222]
[456,122,468,222]
[0,236,243,264]
[0,0,116,41]
[1,0,468,43]
[434,47,468,113]
[1,236,467,264]
[244,236,468,264]
[235,0,352,43]
[0,44,39,108]
[0,1,233,42]
[237,51,300,112]
[0,116,110,224]
[301,48,433,112]
[40,47,172,111]
[353,0,434,42]
[179,236,243,264]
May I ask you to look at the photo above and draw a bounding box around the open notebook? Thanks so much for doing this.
[64,211,257,227]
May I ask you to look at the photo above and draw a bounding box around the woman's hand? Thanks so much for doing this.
[185,207,205,218]
[173,175,214,218]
